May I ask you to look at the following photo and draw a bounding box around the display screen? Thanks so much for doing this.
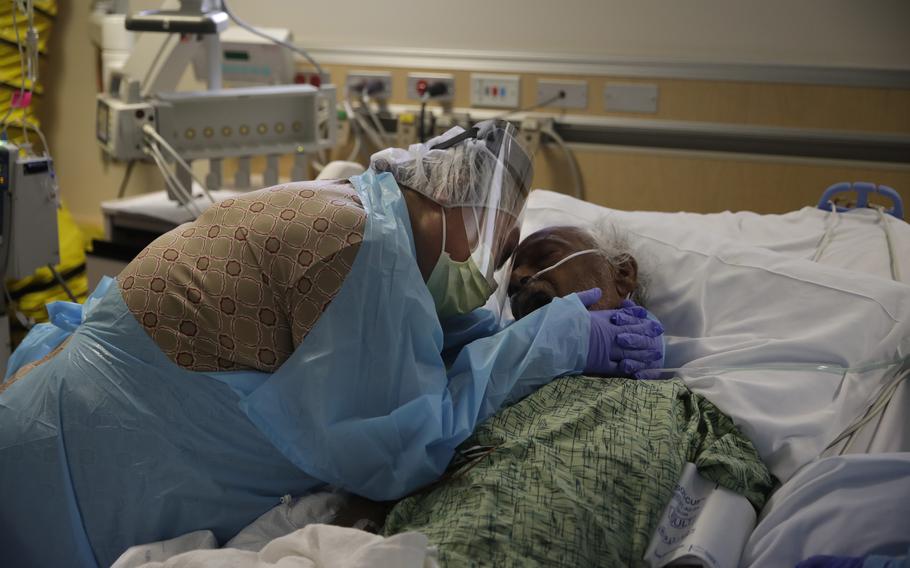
[96,100,110,144]
[224,50,251,61]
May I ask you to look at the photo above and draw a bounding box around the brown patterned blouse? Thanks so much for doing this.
[117,180,367,372]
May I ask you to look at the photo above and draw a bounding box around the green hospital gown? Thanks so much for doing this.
[383,377,775,567]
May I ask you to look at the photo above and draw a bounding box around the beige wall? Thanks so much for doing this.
[236,0,910,69]
[535,148,910,214]
[318,62,910,132]
[38,0,910,231]
[40,0,163,231]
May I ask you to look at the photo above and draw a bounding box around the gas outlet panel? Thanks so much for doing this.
[471,74,520,109]
[406,73,455,102]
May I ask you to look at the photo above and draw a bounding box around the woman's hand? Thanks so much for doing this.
[576,288,665,379]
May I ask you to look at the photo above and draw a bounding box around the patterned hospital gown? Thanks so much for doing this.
[117,180,366,372]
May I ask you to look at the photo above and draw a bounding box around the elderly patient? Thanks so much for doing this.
[508,223,643,319]
[507,222,662,379]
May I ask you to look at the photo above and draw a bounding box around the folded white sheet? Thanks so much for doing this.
[523,190,910,482]
[111,524,438,568]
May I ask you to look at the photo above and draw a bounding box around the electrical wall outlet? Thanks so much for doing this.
[346,71,392,99]
[604,83,659,113]
[294,71,332,88]
[536,79,588,109]
[407,73,455,102]
[471,74,520,108]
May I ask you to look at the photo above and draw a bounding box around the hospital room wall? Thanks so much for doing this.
[278,61,910,214]
[37,0,910,229]
[232,0,910,69]
[533,148,910,214]
[38,0,166,236]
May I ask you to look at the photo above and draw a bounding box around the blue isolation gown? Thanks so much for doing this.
[0,170,591,567]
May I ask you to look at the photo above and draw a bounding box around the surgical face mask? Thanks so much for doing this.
[426,207,497,319]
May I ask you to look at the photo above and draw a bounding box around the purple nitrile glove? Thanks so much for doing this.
[576,288,665,379]
[796,555,865,568]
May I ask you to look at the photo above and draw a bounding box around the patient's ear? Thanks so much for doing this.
[612,256,638,298]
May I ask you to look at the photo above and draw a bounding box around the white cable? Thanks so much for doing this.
[140,33,176,95]
[341,103,364,163]
[153,156,203,218]
[542,126,584,200]
[311,148,329,173]
[1,2,30,146]
[2,283,33,330]
[834,372,903,451]
[529,249,600,281]
[310,149,326,173]
[362,93,388,143]
[220,0,324,76]
[142,124,215,204]
[25,121,59,199]
[344,96,385,150]
[143,125,213,202]
[147,143,203,217]
[491,91,565,121]
[811,201,840,263]
[148,145,201,217]
[346,126,363,163]
[826,373,906,455]
[25,121,49,156]
[147,143,202,216]
[348,95,385,149]
[874,205,902,282]
[1,118,48,155]
[24,0,37,84]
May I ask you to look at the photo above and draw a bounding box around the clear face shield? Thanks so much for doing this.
[426,119,532,275]
[371,120,534,319]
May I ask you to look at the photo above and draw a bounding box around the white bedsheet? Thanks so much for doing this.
[530,202,909,284]
[111,524,438,568]
[741,453,910,567]
[523,190,910,483]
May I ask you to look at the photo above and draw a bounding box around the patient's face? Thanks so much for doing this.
[508,226,637,320]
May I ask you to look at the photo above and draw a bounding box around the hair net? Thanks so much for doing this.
[369,120,534,288]
[369,120,533,216]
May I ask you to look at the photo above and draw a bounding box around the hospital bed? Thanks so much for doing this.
[521,188,910,567]
[112,185,910,567]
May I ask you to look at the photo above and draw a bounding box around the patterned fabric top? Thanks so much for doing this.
[383,377,775,568]
[118,180,366,372]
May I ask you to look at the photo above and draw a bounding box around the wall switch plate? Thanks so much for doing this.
[345,71,392,99]
[536,79,587,109]
[406,73,455,102]
[471,73,520,108]
[604,83,659,113]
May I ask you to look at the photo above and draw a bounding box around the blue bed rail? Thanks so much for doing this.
[817,182,904,220]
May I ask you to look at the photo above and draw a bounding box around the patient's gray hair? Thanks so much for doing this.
[583,219,649,307]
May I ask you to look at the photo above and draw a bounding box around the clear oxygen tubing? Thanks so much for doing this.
[873,204,902,282]
[636,358,908,458]
[142,124,215,204]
